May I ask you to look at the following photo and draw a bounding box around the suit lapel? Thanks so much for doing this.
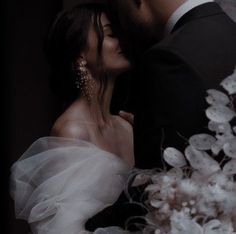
[172,2,224,33]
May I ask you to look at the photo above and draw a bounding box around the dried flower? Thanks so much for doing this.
[135,68,236,234]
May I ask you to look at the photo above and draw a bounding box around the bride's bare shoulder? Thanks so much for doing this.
[51,119,90,141]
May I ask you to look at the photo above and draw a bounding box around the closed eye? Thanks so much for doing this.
[107,33,115,38]
[103,24,116,37]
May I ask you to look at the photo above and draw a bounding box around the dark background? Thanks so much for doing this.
[2,1,127,233]
[3,1,63,233]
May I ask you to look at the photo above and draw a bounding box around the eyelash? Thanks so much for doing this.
[107,33,115,37]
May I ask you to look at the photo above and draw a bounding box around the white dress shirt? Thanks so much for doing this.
[165,0,214,35]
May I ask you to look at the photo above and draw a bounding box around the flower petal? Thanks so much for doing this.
[206,104,235,123]
[208,121,232,134]
[223,138,236,158]
[185,146,220,175]
[206,89,230,105]
[163,147,187,168]
[223,159,236,175]
[220,67,236,95]
[167,168,183,181]
[211,140,224,155]
[189,134,216,150]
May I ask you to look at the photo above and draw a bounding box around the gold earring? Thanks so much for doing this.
[75,59,95,102]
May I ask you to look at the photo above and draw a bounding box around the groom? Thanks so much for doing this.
[109,0,236,169]
[87,0,236,230]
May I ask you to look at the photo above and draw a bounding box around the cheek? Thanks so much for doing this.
[100,38,131,73]
[102,40,120,67]
[102,47,131,73]
[102,39,119,57]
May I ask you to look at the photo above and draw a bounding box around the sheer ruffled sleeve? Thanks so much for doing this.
[10,137,130,234]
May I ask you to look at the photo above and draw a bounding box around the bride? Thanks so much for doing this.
[10,1,135,234]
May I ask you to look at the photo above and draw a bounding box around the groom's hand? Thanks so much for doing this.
[119,111,134,125]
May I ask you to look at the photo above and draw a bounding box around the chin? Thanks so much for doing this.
[117,61,131,74]
[119,56,132,69]
[108,59,131,75]
[105,55,132,76]
[108,64,131,77]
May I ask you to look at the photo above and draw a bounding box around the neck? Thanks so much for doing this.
[75,77,116,127]
[91,78,115,120]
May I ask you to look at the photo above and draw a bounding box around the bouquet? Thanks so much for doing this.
[131,68,236,234]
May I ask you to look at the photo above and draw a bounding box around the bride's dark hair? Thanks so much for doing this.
[45,3,108,104]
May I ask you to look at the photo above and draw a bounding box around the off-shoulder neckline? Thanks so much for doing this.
[34,136,130,168]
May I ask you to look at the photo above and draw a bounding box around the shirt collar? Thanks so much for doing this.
[165,0,214,35]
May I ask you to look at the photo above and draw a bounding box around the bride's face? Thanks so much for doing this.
[84,13,131,76]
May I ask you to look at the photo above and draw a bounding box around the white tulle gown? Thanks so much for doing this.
[10,137,133,234]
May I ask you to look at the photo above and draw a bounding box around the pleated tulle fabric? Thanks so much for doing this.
[10,137,130,234]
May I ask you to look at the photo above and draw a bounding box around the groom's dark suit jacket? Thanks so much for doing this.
[133,2,236,169]
[86,2,236,230]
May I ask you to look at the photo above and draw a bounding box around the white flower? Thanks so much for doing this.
[202,184,227,203]
[206,104,235,123]
[208,121,232,134]
[131,173,151,187]
[223,159,236,175]
[189,134,216,151]
[170,210,203,234]
[185,146,220,175]
[140,68,236,234]
[207,172,231,188]
[220,66,236,95]
[167,168,183,182]
[206,89,230,106]
[203,219,236,234]
[163,148,187,168]
[223,138,236,158]
[177,179,199,197]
